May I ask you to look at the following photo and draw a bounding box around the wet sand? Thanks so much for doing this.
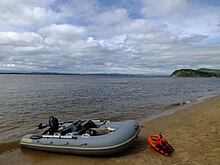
[1,96,220,165]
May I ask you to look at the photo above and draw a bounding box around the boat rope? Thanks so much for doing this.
[140,125,164,134]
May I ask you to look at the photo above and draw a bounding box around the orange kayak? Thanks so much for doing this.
[147,133,174,156]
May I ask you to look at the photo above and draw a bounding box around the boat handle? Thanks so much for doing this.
[55,142,87,146]
[82,134,90,138]
[37,140,87,146]
[37,140,53,145]
[134,124,139,130]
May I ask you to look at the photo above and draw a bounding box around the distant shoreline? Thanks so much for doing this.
[0,72,169,77]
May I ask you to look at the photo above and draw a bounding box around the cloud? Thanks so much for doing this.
[0,32,43,46]
[125,32,177,46]
[0,1,60,31]
[141,0,189,17]
[0,0,46,9]
[181,34,208,43]
[0,0,220,74]
[38,24,88,43]
[57,0,99,24]
[0,32,58,65]
[93,8,128,26]
[91,17,168,39]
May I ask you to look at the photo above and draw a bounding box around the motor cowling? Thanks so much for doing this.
[49,116,59,132]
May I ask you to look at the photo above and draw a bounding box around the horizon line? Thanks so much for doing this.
[0,71,170,76]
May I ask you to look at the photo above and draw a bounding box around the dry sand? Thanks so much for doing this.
[1,96,220,165]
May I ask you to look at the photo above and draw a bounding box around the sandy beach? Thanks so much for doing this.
[1,96,220,165]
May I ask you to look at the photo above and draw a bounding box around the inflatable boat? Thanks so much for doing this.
[20,117,140,156]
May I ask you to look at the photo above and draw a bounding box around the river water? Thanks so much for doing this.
[0,74,220,153]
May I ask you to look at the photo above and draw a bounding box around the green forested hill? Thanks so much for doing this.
[170,68,220,77]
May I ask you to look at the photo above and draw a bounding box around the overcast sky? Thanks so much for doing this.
[0,0,220,74]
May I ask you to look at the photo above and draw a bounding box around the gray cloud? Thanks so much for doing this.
[141,0,189,18]
[181,34,208,43]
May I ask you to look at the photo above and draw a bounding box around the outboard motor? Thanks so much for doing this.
[49,116,59,132]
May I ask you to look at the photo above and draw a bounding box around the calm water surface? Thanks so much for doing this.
[0,74,220,150]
